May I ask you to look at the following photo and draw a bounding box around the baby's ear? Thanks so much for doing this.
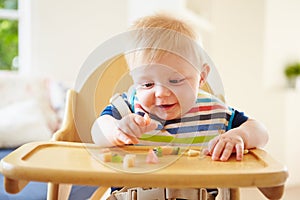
[200,63,210,86]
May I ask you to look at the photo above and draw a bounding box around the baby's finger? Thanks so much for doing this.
[235,143,244,161]
[144,113,151,125]
[211,139,226,160]
[115,130,132,145]
[202,148,210,156]
[220,142,235,161]
[143,120,158,132]
[134,115,147,126]
[115,130,137,145]
[117,115,144,137]
[207,136,219,155]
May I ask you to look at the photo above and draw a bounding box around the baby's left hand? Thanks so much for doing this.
[204,129,245,161]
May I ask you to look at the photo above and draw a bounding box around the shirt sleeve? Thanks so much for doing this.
[100,93,132,120]
[100,104,122,119]
[230,108,249,128]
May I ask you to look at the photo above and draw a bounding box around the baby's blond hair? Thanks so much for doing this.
[130,12,197,39]
[125,12,203,70]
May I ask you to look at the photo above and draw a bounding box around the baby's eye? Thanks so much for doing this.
[169,79,185,84]
[141,82,155,89]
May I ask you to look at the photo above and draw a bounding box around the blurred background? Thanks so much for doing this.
[1,0,300,199]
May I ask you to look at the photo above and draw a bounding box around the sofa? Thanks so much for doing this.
[0,71,98,199]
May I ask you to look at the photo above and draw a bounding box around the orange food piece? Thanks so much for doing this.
[99,152,112,162]
[161,146,173,155]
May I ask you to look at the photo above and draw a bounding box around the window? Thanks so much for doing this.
[0,0,18,70]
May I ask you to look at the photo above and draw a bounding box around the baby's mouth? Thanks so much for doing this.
[156,104,176,110]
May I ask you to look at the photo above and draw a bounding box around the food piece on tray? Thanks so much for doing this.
[161,146,173,155]
[162,146,181,155]
[146,149,159,164]
[187,149,201,157]
[100,151,112,162]
[123,154,136,168]
[153,147,163,157]
[112,154,123,163]
[172,147,180,155]
[243,149,249,154]
[153,146,181,156]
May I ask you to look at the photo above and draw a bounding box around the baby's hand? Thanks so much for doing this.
[114,113,157,145]
[204,129,245,161]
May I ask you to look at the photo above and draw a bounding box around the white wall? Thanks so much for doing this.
[209,0,300,186]
[20,0,214,85]
[20,0,128,85]
[263,0,300,89]
[209,0,285,157]
[263,0,300,186]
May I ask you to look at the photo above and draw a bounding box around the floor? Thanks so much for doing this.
[240,186,299,200]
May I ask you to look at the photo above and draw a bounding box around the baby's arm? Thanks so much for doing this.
[205,118,269,161]
[91,114,157,147]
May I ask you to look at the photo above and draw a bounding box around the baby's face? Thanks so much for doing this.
[131,54,201,120]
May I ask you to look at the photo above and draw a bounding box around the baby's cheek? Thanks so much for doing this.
[176,90,197,112]
[136,92,153,109]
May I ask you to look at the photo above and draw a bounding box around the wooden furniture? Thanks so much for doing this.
[0,141,288,199]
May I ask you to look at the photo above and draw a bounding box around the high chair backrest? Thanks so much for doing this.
[52,54,219,143]
[53,55,132,143]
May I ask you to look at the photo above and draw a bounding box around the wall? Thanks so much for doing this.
[20,0,128,85]
[264,0,300,186]
[263,0,300,89]
[209,0,300,186]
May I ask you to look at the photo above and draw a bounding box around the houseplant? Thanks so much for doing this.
[284,62,300,88]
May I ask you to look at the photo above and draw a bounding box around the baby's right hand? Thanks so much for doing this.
[114,113,157,145]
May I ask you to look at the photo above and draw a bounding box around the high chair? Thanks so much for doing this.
[0,55,288,200]
[51,54,223,200]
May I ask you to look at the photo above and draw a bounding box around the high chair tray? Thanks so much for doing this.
[0,141,288,192]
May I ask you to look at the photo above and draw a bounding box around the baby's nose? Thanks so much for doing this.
[154,85,171,97]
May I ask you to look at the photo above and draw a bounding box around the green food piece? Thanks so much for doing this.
[111,154,123,163]
[153,147,163,157]
[172,147,180,155]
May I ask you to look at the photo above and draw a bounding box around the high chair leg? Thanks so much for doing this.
[47,183,59,200]
[89,186,110,200]
[47,183,72,200]
[229,188,240,200]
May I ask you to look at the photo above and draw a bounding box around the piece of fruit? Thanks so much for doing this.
[100,151,112,162]
[123,154,136,168]
[111,154,123,163]
[187,149,201,157]
[146,149,159,164]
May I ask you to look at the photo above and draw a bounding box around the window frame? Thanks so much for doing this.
[0,1,19,71]
[0,8,18,20]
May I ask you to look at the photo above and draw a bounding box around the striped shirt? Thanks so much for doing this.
[101,91,248,146]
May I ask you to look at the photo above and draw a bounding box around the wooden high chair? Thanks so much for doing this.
[51,54,224,200]
[0,55,288,200]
